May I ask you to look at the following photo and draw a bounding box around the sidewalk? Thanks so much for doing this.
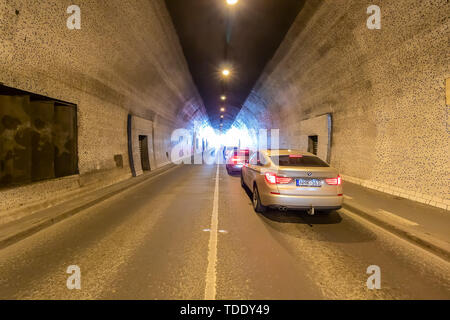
[342,181,450,261]
[0,164,178,249]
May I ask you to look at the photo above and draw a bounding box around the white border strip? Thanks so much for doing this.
[204,164,220,300]
[341,174,449,211]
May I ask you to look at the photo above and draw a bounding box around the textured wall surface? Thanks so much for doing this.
[235,0,449,209]
[0,0,206,214]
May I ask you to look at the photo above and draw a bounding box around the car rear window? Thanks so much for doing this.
[270,155,329,167]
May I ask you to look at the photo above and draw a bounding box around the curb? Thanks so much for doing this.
[343,202,450,262]
[0,164,178,250]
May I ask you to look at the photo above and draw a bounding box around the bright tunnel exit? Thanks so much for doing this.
[170,120,263,164]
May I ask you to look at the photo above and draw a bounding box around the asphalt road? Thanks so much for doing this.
[0,164,448,299]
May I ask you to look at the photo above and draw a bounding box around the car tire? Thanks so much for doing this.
[252,185,267,213]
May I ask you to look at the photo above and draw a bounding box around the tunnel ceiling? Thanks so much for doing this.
[165,0,305,130]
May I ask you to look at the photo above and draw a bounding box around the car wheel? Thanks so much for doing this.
[252,185,266,213]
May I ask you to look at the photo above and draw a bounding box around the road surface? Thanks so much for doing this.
[0,164,448,299]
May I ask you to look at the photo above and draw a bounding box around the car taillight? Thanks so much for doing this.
[265,172,293,185]
[325,175,342,185]
[277,176,293,184]
[265,172,276,184]
[232,156,239,164]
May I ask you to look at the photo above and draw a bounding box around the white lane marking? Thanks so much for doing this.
[343,195,353,200]
[377,209,419,226]
[204,164,220,300]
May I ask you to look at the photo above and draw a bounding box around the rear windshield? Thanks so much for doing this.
[270,155,329,167]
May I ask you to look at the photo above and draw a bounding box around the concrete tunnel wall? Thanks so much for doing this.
[234,0,449,210]
[0,0,207,219]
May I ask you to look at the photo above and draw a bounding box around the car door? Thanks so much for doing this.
[246,152,265,187]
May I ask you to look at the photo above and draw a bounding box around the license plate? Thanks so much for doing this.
[296,178,322,187]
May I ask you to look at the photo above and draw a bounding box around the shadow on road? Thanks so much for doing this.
[234,173,377,244]
[226,171,241,178]
[240,180,342,225]
[261,210,342,225]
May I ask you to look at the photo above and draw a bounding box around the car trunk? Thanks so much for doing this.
[276,166,340,196]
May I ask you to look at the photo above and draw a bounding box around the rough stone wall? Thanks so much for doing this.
[235,0,449,209]
[0,0,206,214]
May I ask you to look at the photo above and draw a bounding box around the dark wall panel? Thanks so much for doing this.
[54,104,78,178]
[0,95,32,186]
[0,87,78,189]
[30,101,55,181]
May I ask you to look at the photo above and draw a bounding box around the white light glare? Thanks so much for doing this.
[193,121,257,154]
[227,0,238,6]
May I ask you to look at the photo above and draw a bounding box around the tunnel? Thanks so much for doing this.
[0,0,449,302]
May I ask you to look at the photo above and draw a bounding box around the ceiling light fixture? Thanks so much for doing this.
[226,0,238,6]
[220,95,226,101]
[222,69,230,77]
[220,107,226,112]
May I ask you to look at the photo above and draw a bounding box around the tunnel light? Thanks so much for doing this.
[220,107,226,112]
[226,0,238,5]
[220,95,226,101]
[222,69,230,77]
[220,115,224,119]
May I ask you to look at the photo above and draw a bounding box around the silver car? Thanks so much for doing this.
[241,150,343,214]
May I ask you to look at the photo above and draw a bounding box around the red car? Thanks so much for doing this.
[226,149,250,174]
